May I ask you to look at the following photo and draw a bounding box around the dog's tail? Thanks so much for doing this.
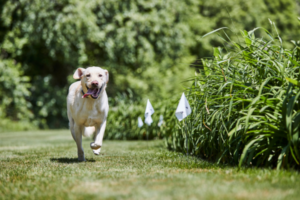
[83,126,95,137]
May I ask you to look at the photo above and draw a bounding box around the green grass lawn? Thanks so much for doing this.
[0,130,300,200]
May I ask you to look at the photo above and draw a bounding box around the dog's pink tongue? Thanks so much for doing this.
[82,94,89,98]
[82,89,95,98]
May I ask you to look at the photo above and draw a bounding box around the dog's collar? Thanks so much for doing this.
[81,84,105,100]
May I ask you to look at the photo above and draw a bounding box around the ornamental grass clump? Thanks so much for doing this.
[165,23,300,169]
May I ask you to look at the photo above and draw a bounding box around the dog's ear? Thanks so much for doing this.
[73,68,85,79]
[104,70,109,84]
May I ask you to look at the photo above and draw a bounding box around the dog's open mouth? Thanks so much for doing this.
[82,84,104,99]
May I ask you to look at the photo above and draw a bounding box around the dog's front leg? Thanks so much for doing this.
[90,120,106,155]
[74,123,86,161]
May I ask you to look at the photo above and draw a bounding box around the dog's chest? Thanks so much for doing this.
[73,101,106,126]
[78,110,103,126]
[84,117,99,126]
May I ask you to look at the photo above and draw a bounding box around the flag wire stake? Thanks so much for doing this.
[184,118,189,164]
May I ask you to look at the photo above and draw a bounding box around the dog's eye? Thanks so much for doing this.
[99,74,102,77]
[86,74,90,77]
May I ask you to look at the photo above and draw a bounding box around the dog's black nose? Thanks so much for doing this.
[91,81,98,87]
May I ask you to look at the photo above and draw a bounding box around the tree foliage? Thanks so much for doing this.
[0,59,35,131]
[191,0,300,59]
[0,0,299,129]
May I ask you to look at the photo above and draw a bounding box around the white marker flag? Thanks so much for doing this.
[138,117,144,128]
[145,99,154,125]
[175,93,191,121]
[158,115,163,127]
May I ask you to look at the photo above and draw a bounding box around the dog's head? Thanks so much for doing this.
[73,66,109,99]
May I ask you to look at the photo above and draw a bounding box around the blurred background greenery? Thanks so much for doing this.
[0,0,299,132]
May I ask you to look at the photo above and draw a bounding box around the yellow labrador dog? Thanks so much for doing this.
[67,66,109,161]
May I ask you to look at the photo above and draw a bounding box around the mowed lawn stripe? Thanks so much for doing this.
[0,130,300,200]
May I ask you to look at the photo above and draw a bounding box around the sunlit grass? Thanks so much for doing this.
[0,130,300,199]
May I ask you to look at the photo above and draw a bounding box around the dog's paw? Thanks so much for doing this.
[90,142,101,150]
[93,148,101,155]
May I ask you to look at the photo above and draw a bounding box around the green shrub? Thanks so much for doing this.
[105,91,178,140]
[2,0,299,129]
[192,0,300,58]
[165,23,300,169]
[0,0,198,128]
[28,75,70,129]
[0,59,36,131]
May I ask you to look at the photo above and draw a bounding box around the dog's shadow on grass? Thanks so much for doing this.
[50,157,96,163]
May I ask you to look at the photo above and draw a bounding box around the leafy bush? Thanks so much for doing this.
[105,91,177,140]
[28,75,69,129]
[0,59,36,131]
[165,23,300,169]
[0,0,198,128]
[192,0,300,58]
[1,0,300,129]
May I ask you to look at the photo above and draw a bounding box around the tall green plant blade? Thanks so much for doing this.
[239,136,263,169]
[277,144,290,170]
[202,27,229,38]
[167,24,300,170]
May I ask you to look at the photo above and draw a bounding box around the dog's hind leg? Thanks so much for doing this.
[74,123,86,161]
[90,120,106,155]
